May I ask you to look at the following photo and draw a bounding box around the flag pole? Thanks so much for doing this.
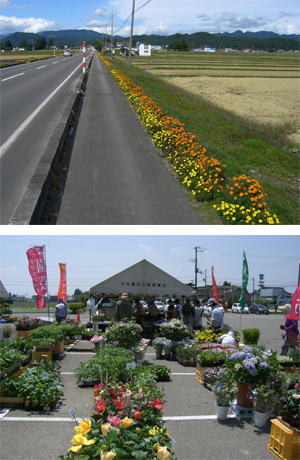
[43,245,50,325]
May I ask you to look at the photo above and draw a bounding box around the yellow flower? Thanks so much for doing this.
[120,417,134,429]
[101,423,112,436]
[100,451,117,460]
[157,445,171,459]
[68,434,95,452]
[149,426,160,435]
[74,419,92,436]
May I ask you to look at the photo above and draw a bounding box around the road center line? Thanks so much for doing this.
[1,73,24,82]
[0,61,83,159]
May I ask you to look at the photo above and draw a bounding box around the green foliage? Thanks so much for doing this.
[68,302,86,313]
[242,328,261,345]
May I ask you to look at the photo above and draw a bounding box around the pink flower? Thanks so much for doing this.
[108,415,121,426]
[295,383,299,389]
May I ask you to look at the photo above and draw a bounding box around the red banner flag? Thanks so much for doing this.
[57,263,67,304]
[286,282,300,320]
[211,266,219,304]
[26,246,48,310]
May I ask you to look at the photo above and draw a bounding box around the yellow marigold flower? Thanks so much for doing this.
[149,426,160,435]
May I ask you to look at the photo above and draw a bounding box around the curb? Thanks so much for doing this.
[8,54,93,225]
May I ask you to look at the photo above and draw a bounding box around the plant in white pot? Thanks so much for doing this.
[207,368,238,420]
[247,382,279,427]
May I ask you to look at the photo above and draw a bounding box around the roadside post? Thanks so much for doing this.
[83,41,86,73]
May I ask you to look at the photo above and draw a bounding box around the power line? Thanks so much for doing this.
[114,0,152,35]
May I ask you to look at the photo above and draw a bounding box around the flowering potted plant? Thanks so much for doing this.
[152,337,168,359]
[104,321,143,349]
[90,335,106,352]
[207,368,238,419]
[159,319,190,342]
[132,339,150,364]
[2,325,12,340]
[247,381,278,427]
[281,383,300,429]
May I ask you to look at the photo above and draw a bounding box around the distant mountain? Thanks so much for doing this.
[2,28,299,50]
[214,30,300,41]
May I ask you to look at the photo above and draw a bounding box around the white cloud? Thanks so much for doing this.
[138,244,153,253]
[0,15,60,35]
[171,246,184,253]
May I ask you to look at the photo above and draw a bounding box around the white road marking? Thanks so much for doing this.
[36,65,47,69]
[0,61,83,159]
[1,73,24,82]
[1,414,237,422]
[52,60,59,64]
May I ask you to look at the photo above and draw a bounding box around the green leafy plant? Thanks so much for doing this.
[242,328,261,345]
[104,321,143,349]
[207,368,238,407]
[158,319,190,341]
[197,350,229,364]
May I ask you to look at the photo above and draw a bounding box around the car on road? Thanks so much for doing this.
[249,304,269,315]
[154,301,166,313]
[64,49,72,56]
[232,303,249,313]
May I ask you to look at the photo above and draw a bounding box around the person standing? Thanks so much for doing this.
[193,299,204,331]
[182,298,194,328]
[205,298,223,331]
[174,299,183,319]
[55,299,68,323]
[115,293,132,322]
[166,299,175,320]
[133,298,145,325]
[280,304,299,355]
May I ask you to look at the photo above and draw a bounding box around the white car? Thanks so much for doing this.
[154,301,166,313]
[140,301,148,313]
[232,303,249,313]
[64,49,72,56]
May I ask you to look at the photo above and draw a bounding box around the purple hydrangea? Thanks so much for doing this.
[229,352,241,361]
[259,361,268,369]
[242,358,257,376]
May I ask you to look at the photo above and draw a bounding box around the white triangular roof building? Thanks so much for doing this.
[0,281,9,298]
[90,259,195,297]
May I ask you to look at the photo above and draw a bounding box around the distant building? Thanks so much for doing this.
[138,43,151,56]
[258,287,292,305]
[0,281,9,299]
[195,47,216,52]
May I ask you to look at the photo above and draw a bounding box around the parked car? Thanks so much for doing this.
[140,301,148,313]
[154,301,166,313]
[249,304,269,315]
[232,303,249,314]
[64,49,72,56]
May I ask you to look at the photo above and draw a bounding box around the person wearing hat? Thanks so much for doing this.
[217,330,236,346]
[279,304,299,355]
[206,298,223,331]
[115,293,133,322]
[55,298,68,323]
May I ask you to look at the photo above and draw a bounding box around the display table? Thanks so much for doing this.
[93,321,112,334]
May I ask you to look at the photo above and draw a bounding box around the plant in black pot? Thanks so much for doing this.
[242,328,260,346]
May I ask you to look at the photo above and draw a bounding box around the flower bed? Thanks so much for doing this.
[58,365,175,459]
[111,69,279,225]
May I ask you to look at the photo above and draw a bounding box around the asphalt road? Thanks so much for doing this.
[56,53,204,225]
[0,52,90,224]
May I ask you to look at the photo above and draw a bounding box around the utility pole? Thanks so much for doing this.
[194,246,205,292]
[128,0,135,67]
[111,14,113,55]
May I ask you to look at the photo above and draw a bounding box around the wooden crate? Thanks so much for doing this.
[52,341,64,353]
[33,351,52,362]
[0,396,25,408]
[16,330,31,339]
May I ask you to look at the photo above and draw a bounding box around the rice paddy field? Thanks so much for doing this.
[131,51,300,144]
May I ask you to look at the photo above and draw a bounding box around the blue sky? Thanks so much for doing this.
[0,235,299,297]
[1,0,299,37]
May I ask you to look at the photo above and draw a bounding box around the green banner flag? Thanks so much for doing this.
[239,251,249,310]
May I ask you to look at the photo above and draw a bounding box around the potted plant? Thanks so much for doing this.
[151,365,171,382]
[159,319,190,342]
[104,321,143,349]
[247,382,279,427]
[242,328,261,346]
[225,347,281,409]
[152,337,167,359]
[2,325,12,341]
[281,383,300,429]
[207,368,238,420]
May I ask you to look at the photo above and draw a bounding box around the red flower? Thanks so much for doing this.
[115,400,125,410]
[148,397,163,410]
[134,410,142,420]
[96,399,106,414]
